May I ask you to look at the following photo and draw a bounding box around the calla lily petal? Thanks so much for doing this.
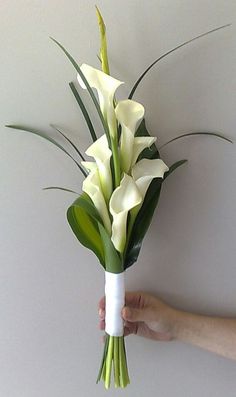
[77,64,123,138]
[82,168,111,234]
[115,99,145,135]
[131,136,157,167]
[132,158,169,199]
[85,134,112,200]
[115,99,145,173]
[109,174,142,252]
[81,161,98,172]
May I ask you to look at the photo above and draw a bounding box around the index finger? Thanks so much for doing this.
[98,296,105,310]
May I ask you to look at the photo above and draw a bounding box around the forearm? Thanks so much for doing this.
[172,310,236,360]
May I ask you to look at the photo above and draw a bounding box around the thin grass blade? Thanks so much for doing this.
[50,123,85,160]
[5,124,87,177]
[69,82,97,142]
[50,37,110,144]
[129,24,231,99]
[159,132,233,149]
[43,186,79,194]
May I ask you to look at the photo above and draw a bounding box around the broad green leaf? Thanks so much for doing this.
[69,82,97,142]
[5,124,87,177]
[164,159,188,179]
[67,193,105,267]
[50,123,85,160]
[50,37,111,146]
[159,132,233,149]
[124,177,163,269]
[129,24,231,99]
[96,6,110,74]
[43,186,79,194]
[135,119,160,160]
[98,224,123,273]
[67,193,122,273]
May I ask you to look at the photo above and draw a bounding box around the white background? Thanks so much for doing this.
[1,1,236,396]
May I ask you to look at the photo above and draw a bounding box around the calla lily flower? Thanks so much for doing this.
[109,174,142,253]
[84,134,112,201]
[115,99,156,172]
[132,158,169,199]
[77,64,123,138]
[82,167,111,234]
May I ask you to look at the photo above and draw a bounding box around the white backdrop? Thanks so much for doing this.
[1,1,236,396]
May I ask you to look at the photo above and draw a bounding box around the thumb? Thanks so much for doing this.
[122,306,151,323]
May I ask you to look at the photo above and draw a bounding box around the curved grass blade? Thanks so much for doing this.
[43,186,80,194]
[129,24,231,99]
[69,82,97,142]
[50,37,111,145]
[50,123,85,161]
[164,159,188,180]
[124,178,163,269]
[5,124,88,177]
[159,132,233,149]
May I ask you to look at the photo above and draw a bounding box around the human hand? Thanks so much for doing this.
[98,291,178,341]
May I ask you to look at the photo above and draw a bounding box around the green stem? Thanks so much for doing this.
[111,136,121,188]
[114,337,120,387]
[105,335,114,389]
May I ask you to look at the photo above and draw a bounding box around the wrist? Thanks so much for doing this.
[168,308,188,340]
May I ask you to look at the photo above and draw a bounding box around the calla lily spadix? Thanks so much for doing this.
[84,134,112,201]
[77,64,124,138]
[82,166,111,234]
[109,174,142,253]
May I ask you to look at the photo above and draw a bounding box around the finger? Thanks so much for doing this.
[122,306,152,323]
[124,291,143,308]
[99,319,105,330]
[98,308,105,320]
[98,296,105,310]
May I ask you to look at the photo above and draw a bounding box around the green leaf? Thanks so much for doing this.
[5,124,88,177]
[124,178,163,269]
[50,123,86,161]
[95,6,110,75]
[67,193,105,267]
[69,82,97,142]
[67,193,122,273]
[159,132,233,149]
[164,159,188,179]
[50,37,111,146]
[129,24,231,99]
[135,119,160,160]
[43,186,79,194]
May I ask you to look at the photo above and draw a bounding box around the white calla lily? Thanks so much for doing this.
[82,167,111,234]
[115,99,145,135]
[85,134,112,201]
[132,158,169,199]
[109,174,142,253]
[77,64,123,138]
[131,136,157,168]
[115,99,148,173]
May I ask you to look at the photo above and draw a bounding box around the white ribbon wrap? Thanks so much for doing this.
[105,271,125,337]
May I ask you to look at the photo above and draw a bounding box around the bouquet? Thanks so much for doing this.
[5,7,232,389]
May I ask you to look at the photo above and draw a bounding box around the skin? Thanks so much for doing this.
[98,291,236,361]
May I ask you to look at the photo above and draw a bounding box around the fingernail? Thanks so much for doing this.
[122,307,131,319]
